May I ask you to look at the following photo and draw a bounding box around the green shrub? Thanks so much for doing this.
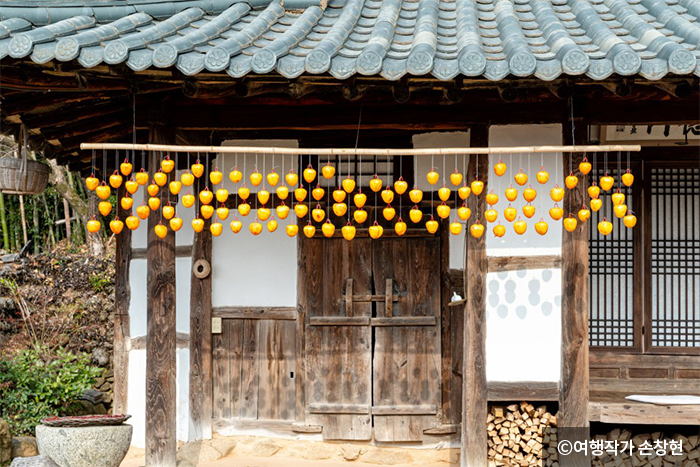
[0,347,101,435]
[88,272,112,293]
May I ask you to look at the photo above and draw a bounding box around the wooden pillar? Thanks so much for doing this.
[113,182,132,415]
[560,103,590,467]
[461,125,489,467]
[146,123,177,467]
[189,167,213,440]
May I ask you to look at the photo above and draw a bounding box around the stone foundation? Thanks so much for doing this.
[172,435,459,466]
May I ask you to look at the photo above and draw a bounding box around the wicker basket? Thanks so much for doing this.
[41,414,131,428]
[0,157,49,195]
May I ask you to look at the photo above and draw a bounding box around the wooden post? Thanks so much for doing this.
[113,182,132,415]
[461,125,489,467]
[560,104,590,467]
[146,124,177,467]
[189,167,213,440]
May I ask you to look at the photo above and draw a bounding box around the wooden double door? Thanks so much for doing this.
[301,236,442,442]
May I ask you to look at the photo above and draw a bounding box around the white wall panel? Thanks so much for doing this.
[485,269,561,382]
[128,259,147,337]
[211,140,299,308]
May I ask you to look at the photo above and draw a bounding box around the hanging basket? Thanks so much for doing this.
[0,157,49,195]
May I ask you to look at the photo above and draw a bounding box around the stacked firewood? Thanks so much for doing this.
[590,430,700,467]
[487,402,559,466]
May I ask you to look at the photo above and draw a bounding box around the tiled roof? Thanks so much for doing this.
[2,0,700,81]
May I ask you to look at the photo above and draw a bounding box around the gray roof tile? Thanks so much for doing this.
[0,0,698,81]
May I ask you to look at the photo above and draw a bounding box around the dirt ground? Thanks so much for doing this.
[120,456,450,467]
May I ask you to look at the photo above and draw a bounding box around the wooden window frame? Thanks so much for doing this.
[589,148,700,356]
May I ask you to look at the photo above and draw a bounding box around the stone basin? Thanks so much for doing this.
[35,424,132,467]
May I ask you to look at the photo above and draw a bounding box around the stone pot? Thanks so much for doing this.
[35,425,132,467]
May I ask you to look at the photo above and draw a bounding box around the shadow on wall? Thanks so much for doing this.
[487,269,562,320]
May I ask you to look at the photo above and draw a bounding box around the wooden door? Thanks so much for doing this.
[304,239,373,440]
[212,318,296,421]
[302,236,442,442]
[372,238,441,442]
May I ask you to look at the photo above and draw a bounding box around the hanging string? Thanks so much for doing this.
[307,152,312,224]
[462,153,466,184]
[398,154,402,221]
[91,149,96,177]
[131,93,136,169]
[431,154,435,219]
[165,151,170,218]
[102,149,107,182]
[442,153,446,186]
[414,153,418,189]
[205,152,210,192]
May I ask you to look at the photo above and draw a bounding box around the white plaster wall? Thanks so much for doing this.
[129,259,147,337]
[211,140,299,308]
[176,257,192,334]
[127,255,192,444]
[127,349,146,448]
[176,349,190,442]
[485,269,561,382]
[126,349,191,448]
[487,124,563,257]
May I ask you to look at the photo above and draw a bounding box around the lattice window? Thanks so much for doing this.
[589,166,637,348]
[649,166,700,348]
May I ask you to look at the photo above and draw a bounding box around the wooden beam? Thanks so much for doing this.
[146,123,177,467]
[487,382,559,401]
[113,182,131,416]
[487,255,562,272]
[560,102,590,467]
[20,97,132,130]
[40,111,131,140]
[461,125,489,467]
[189,162,213,441]
[132,244,192,259]
[212,306,296,320]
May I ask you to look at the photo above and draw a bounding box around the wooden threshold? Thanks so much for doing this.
[588,400,700,425]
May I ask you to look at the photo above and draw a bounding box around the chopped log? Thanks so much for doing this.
[487,403,558,467]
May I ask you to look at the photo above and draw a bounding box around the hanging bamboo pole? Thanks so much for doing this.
[81,143,642,156]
